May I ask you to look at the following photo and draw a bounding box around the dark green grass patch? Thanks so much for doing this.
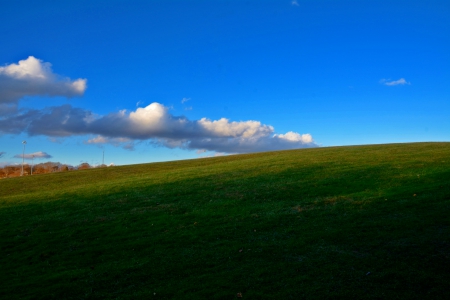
[1,142,450,299]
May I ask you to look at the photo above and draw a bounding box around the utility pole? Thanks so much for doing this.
[21,140,27,176]
[31,155,34,175]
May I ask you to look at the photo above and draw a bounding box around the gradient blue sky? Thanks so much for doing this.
[1,0,449,167]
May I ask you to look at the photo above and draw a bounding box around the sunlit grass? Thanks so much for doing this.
[1,142,450,299]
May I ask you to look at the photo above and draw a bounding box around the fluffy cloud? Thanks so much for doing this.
[380,78,410,86]
[274,131,313,143]
[14,151,52,159]
[0,57,317,154]
[1,102,317,153]
[0,56,86,113]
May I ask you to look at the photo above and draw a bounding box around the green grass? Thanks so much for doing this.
[1,142,450,299]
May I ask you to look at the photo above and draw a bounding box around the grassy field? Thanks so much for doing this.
[1,142,449,299]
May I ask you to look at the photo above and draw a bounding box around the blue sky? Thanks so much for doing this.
[1,0,449,167]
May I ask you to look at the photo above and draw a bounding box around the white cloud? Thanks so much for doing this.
[274,131,313,143]
[198,117,273,139]
[0,57,317,154]
[197,151,228,158]
[0,56,87,113]
[86,135,135,150]
[86,135,109,144]
[380,78,410,86]
[2,102,317,153]
[291,0,299,6]
[14,151,52,159]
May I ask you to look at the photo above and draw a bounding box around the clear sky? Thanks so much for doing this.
[1,0,449,167]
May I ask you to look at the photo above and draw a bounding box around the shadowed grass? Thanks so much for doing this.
[1,142,450,299]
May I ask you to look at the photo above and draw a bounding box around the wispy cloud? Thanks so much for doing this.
[291,0,299,6]
[181,97,191,104]
[14,151,52,159]
[0,161,14,168]
[0,56,87,114]
[380,78,410,86]
[197,151,228,158]
[86,135,135,150]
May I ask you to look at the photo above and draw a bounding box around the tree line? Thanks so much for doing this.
[0,162,109,178]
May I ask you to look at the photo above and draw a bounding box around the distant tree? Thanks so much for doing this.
[23,164,31,175]
[0,161,74,176]
[41,162,53,173]
[34,164,45,174]
[78,163,91,170]
[5,166,20,177]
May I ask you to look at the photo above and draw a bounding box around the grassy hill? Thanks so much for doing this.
[1,142,449,299]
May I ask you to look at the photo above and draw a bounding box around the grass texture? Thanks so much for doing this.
[1,142,449,299]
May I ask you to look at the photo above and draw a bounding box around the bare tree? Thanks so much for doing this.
[78,163,91,170]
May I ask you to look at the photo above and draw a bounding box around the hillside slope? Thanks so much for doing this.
[1,143,450,299]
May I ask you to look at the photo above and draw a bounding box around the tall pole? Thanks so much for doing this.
[21,140,27,176]
[102,150,104,165]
